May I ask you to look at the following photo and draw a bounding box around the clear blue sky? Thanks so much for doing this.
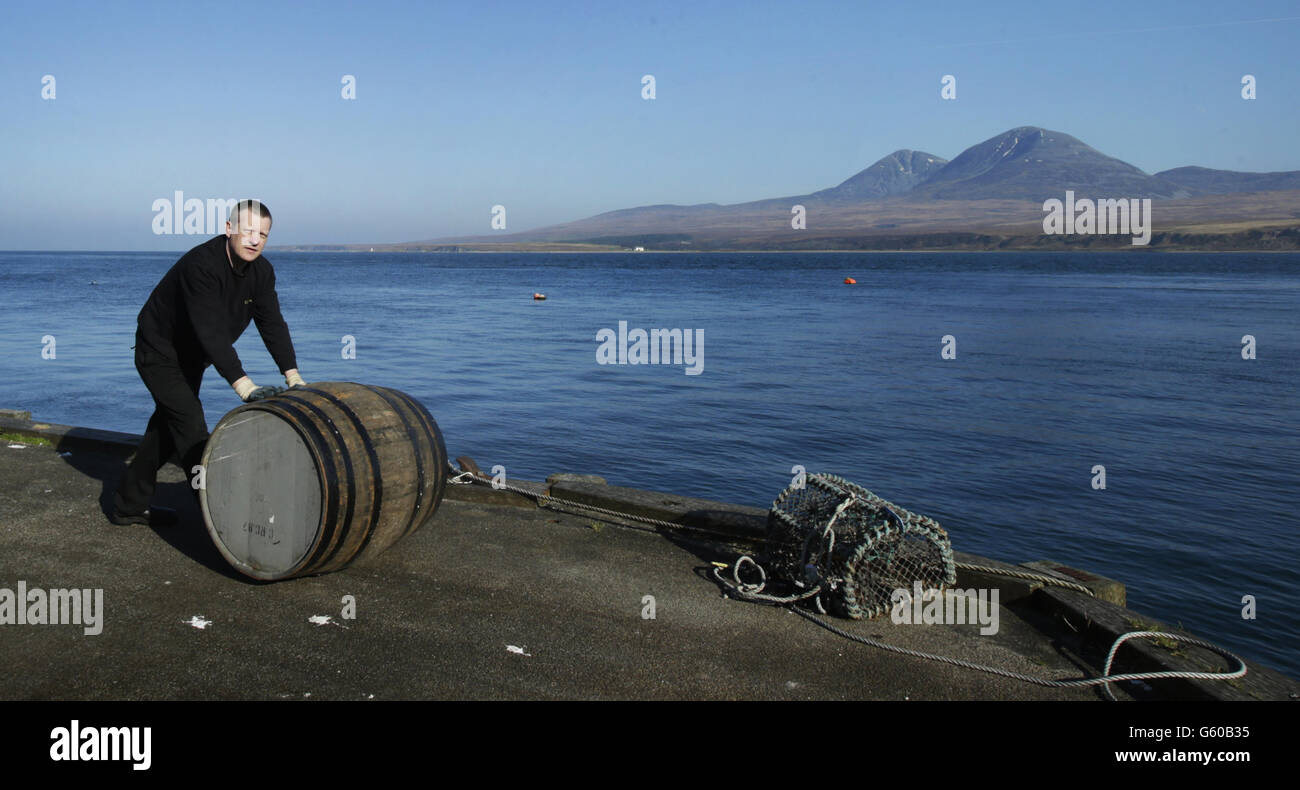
[2,0,1298,250]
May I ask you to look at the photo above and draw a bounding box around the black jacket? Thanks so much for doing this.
[136,235,297,385]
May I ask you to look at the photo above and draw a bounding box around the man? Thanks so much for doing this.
[110,199,306,526]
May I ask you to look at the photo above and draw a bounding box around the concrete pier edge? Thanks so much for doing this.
[2,409,1295,700]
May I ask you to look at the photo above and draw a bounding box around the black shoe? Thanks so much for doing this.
[110,506,178,527]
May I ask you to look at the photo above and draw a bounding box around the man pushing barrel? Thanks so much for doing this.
[110,199,306,526]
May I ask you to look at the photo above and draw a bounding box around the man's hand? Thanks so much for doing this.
[246,385,285,402]
[284,369,307,389]
[233,376,284,402]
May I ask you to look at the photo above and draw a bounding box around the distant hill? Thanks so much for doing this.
[281,126,1300,251]
[809,149,948,201]
[1154,166,1300,195]
[905,126,1193,201]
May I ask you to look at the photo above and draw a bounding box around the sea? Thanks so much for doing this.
[1,248,1296,680]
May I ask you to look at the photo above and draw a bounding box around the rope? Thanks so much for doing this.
[711,558,824,605]
[449,466,1248,699]
[792,608,1247,701]
[794,493,856,590]
[713,554,1247,700]
[453,467,1095,606]
[955,561,1096,597]
[447,469,740,541]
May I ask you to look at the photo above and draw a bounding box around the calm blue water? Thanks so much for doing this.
[2,250,1297,679]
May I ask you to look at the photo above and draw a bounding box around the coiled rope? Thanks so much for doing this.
[449,468,1248,700]
[711,555,1247,700]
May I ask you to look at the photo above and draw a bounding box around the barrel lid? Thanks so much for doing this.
[200,408,324,580]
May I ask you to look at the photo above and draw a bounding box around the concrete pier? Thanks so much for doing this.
[1,412,1294,701]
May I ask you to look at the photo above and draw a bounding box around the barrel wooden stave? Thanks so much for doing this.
[199,382,448,580]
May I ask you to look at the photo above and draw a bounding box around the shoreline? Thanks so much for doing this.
[2,407,1296,700]
[7,247,1300,255]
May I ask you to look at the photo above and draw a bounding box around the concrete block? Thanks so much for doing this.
[1033,584,1298,700]
[547,480,768,544]
[1022,560,1125,606]
[952,550,1043,603]
[546,472,607,486]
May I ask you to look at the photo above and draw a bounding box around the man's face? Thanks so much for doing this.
[226,209,272,262]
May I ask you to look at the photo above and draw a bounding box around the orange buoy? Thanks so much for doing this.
[843,277,856,285]
[533,292,546,300]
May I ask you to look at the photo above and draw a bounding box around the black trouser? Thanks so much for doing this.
[113,342,209,516]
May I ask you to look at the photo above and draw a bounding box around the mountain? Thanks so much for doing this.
[809,149,948,201]
[1154,166,1300,194]
[907,126,1192,201]
[289,126,1300,251]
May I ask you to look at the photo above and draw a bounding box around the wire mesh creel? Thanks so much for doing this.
[766,473,956,619]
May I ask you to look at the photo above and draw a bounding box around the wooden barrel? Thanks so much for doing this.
[198,382,449,581]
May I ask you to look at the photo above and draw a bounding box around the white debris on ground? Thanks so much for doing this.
[309,614,349,629]
[506,645,532,657]
[185,616,213,629]
[7,444,25,449]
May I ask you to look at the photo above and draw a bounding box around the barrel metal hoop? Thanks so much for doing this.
[387,388,449,538]
[273,392,366,572]
[367,386,429,544]
[287,386,387,570]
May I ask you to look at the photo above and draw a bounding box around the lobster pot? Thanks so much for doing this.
[199,382,449,581]
[766,473,955,619]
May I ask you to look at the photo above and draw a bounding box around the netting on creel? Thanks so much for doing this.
[766,473,956,619]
